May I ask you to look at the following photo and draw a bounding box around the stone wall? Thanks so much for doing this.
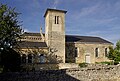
[21,63,79,71]
[0,70,79,81]
[66,64,120,81]
[21,35,44,42]
[59,63,79,69]
[66,42,112,63]
[45,9,66,63]
[1,65,120,81]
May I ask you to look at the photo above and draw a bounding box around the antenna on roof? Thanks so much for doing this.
[40,25,45,42]
[40,26,42,34]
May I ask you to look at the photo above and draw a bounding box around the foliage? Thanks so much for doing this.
[0,3,22,72]
[65,43,76,63]
[1,48,21,72]
[95,61,114,65]
[108,46,115,59]
[0,65,3,73]
[116,40,120,51]
[79,62,88,68]
[108,40,120,64]
[101,61,110,65]
[46,48,63,63]
[0,3,22,51]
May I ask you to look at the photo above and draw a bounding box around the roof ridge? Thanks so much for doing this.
[24,32,40,34]
[66,34,100,38]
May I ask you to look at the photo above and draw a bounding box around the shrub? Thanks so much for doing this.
[79,63,88,68]
[1,48,21,72]
[114,61,119,65]
[95,61,114,65]
[100,62,111,65]
[0,66,3,73]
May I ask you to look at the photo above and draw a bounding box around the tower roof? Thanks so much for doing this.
[44,8,67,17]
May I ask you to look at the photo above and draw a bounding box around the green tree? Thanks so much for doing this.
[115,40,120,51]
[114,40,120,63]
[108,40,120,64]
[1,48,21,72]
[0,3,22,72]
[0,3,22,51]
[108,46,115,60]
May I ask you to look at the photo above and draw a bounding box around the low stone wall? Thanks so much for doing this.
[1,64,120,81]
[66,64,120,81]
[21,63,59,71]
[0,70,79,81]
[21,63,79,70]
[59,63,79,69]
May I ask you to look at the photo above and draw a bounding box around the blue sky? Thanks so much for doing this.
[1,0,120,44]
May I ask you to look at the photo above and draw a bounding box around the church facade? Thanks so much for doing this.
[17,8,113,64]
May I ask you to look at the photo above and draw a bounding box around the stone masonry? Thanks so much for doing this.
[44,9,67,63]
[17,8,113,64]
[1,64,120,81]
[66,43,112,63]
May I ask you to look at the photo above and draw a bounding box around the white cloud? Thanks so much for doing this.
[105,34,120,44]
[78,4,100,17]
[85,31,102,35]
[85,30,120,44]
[52,0,59,9]
[33,0,40,8]
[114,1,120,11]
[94,17,118,24]
[110,26,120,30]
[24,29,29,32]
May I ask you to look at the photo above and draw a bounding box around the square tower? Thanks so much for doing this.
[44,8,67,63]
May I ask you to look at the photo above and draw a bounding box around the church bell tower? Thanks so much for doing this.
[44,8,67,63]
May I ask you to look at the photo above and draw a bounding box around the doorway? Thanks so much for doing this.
[85,55,90,63]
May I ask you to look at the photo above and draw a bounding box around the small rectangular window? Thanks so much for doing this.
[57,16,59,24]
[105,48,108,57]
[55,16,57,24]
[55,16,59,24]
[75,47,78,57]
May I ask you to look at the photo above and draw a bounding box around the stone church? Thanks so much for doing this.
[17,8,113,64]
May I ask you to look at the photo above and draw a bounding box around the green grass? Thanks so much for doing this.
[79,63,88,68]
[95,61,114,65]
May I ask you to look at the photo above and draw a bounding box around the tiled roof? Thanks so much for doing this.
[22,32,45,36]
[17,41,47,48]
[65,35,113,44]
[21,32,113,44]
[22,32,41,36]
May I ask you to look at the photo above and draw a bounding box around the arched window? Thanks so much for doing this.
[21,54,26,63]
[105,48,108,57]
[95,48,99,57]
[40,54,45,63]
[28,54,32,63]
